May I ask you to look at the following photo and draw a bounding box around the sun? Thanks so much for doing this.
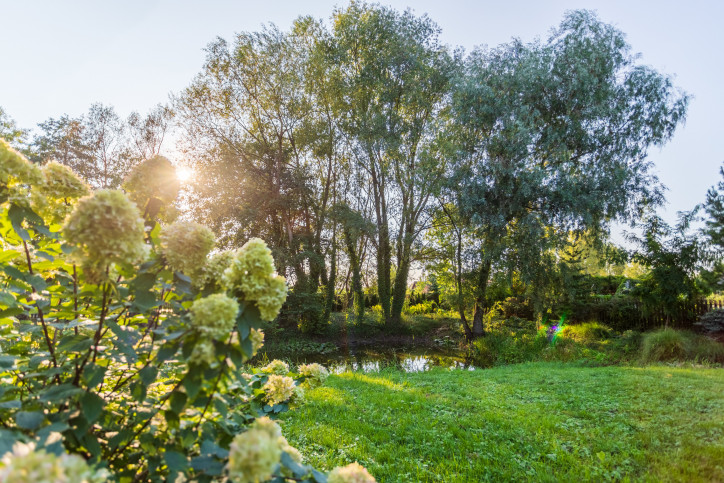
[176,166,194,183]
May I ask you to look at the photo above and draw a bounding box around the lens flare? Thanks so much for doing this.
[176,166,193,183]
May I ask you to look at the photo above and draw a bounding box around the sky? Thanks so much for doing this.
[2,0,722,237]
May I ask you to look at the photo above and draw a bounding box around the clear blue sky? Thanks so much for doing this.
[2,0,722,232]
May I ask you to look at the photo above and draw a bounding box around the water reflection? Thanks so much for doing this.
[271,348,477,373]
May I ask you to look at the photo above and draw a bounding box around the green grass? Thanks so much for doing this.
[279,363,724,482]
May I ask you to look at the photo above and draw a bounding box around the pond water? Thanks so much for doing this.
[262,346,477,373]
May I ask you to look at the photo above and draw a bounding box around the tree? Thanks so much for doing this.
[330,2,457,325]
[448,10,688,337]
[32,104,132,188]
[126,104,174,162]
[175,21,342,332]
[629,214,703,323]
[0,106,27,149]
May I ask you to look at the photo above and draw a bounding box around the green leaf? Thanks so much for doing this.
[0,430,18,456]
[0,308,22,319]
[139,366,158,386]
[57,333,93,353]
[36,251,55,261]
[182,370,202,399]
[164,450,188,473]
[190,455,224,475]
[79,392,105,423]
[281,451,308,477]
[157,341,180,363]
[26,274,47,291]
[131,381,147,402]
[0,355,16,370]
[82,364,107,389]
[8,204,30,241]
[311,469,329,483]
[16,410,44,430]
[39,384,83,403]
[169,391,187,415]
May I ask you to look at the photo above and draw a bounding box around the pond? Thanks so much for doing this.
[260,345,477,373]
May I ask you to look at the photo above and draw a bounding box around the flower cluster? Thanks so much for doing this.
[189,339,216,366]
[227,420,282,483]
[123,155,180,214]
[249,328,264,357]
[0,442,108,483]
[32,161,90,224]
[62,189,147,283]
[189,293,239,340]
[262,374,297,406]
[161,221,215,277]
[194,249,235,291]
[0,139,43,207]
[222,238,288,321]
[327,462,377,483]
[298,363,330,387]
[226,417,304,483]
[261,359,289,375]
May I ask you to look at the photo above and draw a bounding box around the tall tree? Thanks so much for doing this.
[32,104,131,188]
[175,20,343,331]
[127,104,174,162]
[330,2,456,324]
[449,10,689,337]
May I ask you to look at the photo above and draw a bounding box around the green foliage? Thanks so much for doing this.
[281,364,724,482]
[696,308,724,333]
[448,9,688,334]
[640,328,724,364]
[559,322,613,343]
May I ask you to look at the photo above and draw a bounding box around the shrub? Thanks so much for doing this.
[695,309,724,333]
[640,328,690,362]
[0,147,371,482]
[639,328,724,364]
[559,322,613,343]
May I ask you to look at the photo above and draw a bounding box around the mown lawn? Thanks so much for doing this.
[279,363,724,482]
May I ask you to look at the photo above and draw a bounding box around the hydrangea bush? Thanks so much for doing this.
[0,140,374,482]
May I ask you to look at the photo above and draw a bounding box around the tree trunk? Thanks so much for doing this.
[471,259,492,338]
[390,238,412,325]
[321,235,336,325]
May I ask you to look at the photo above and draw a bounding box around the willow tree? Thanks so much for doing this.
[450,10,689,337]
[330,2,456,325]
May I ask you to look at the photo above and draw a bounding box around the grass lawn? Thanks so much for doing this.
[279,362,724,482]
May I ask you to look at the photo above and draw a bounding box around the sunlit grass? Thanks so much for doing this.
[280,363,724,482]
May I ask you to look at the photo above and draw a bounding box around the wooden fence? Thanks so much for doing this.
[582,298,723,330]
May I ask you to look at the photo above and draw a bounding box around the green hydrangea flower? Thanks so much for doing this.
[32,161,90,224]
[262,374,295,406]
[161,221,215,277]
[223,238,288,321]
[227,421,282,483]
[189,339,216,366]
[0,139,43,208]
[261,359,289,375]
[327,462,376,483]
[0,442,108,483]
[189,293,239,340]
[298,363,330,387]
[249,328,264,358]
[63,189,147,283]
[194,249,235,291]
